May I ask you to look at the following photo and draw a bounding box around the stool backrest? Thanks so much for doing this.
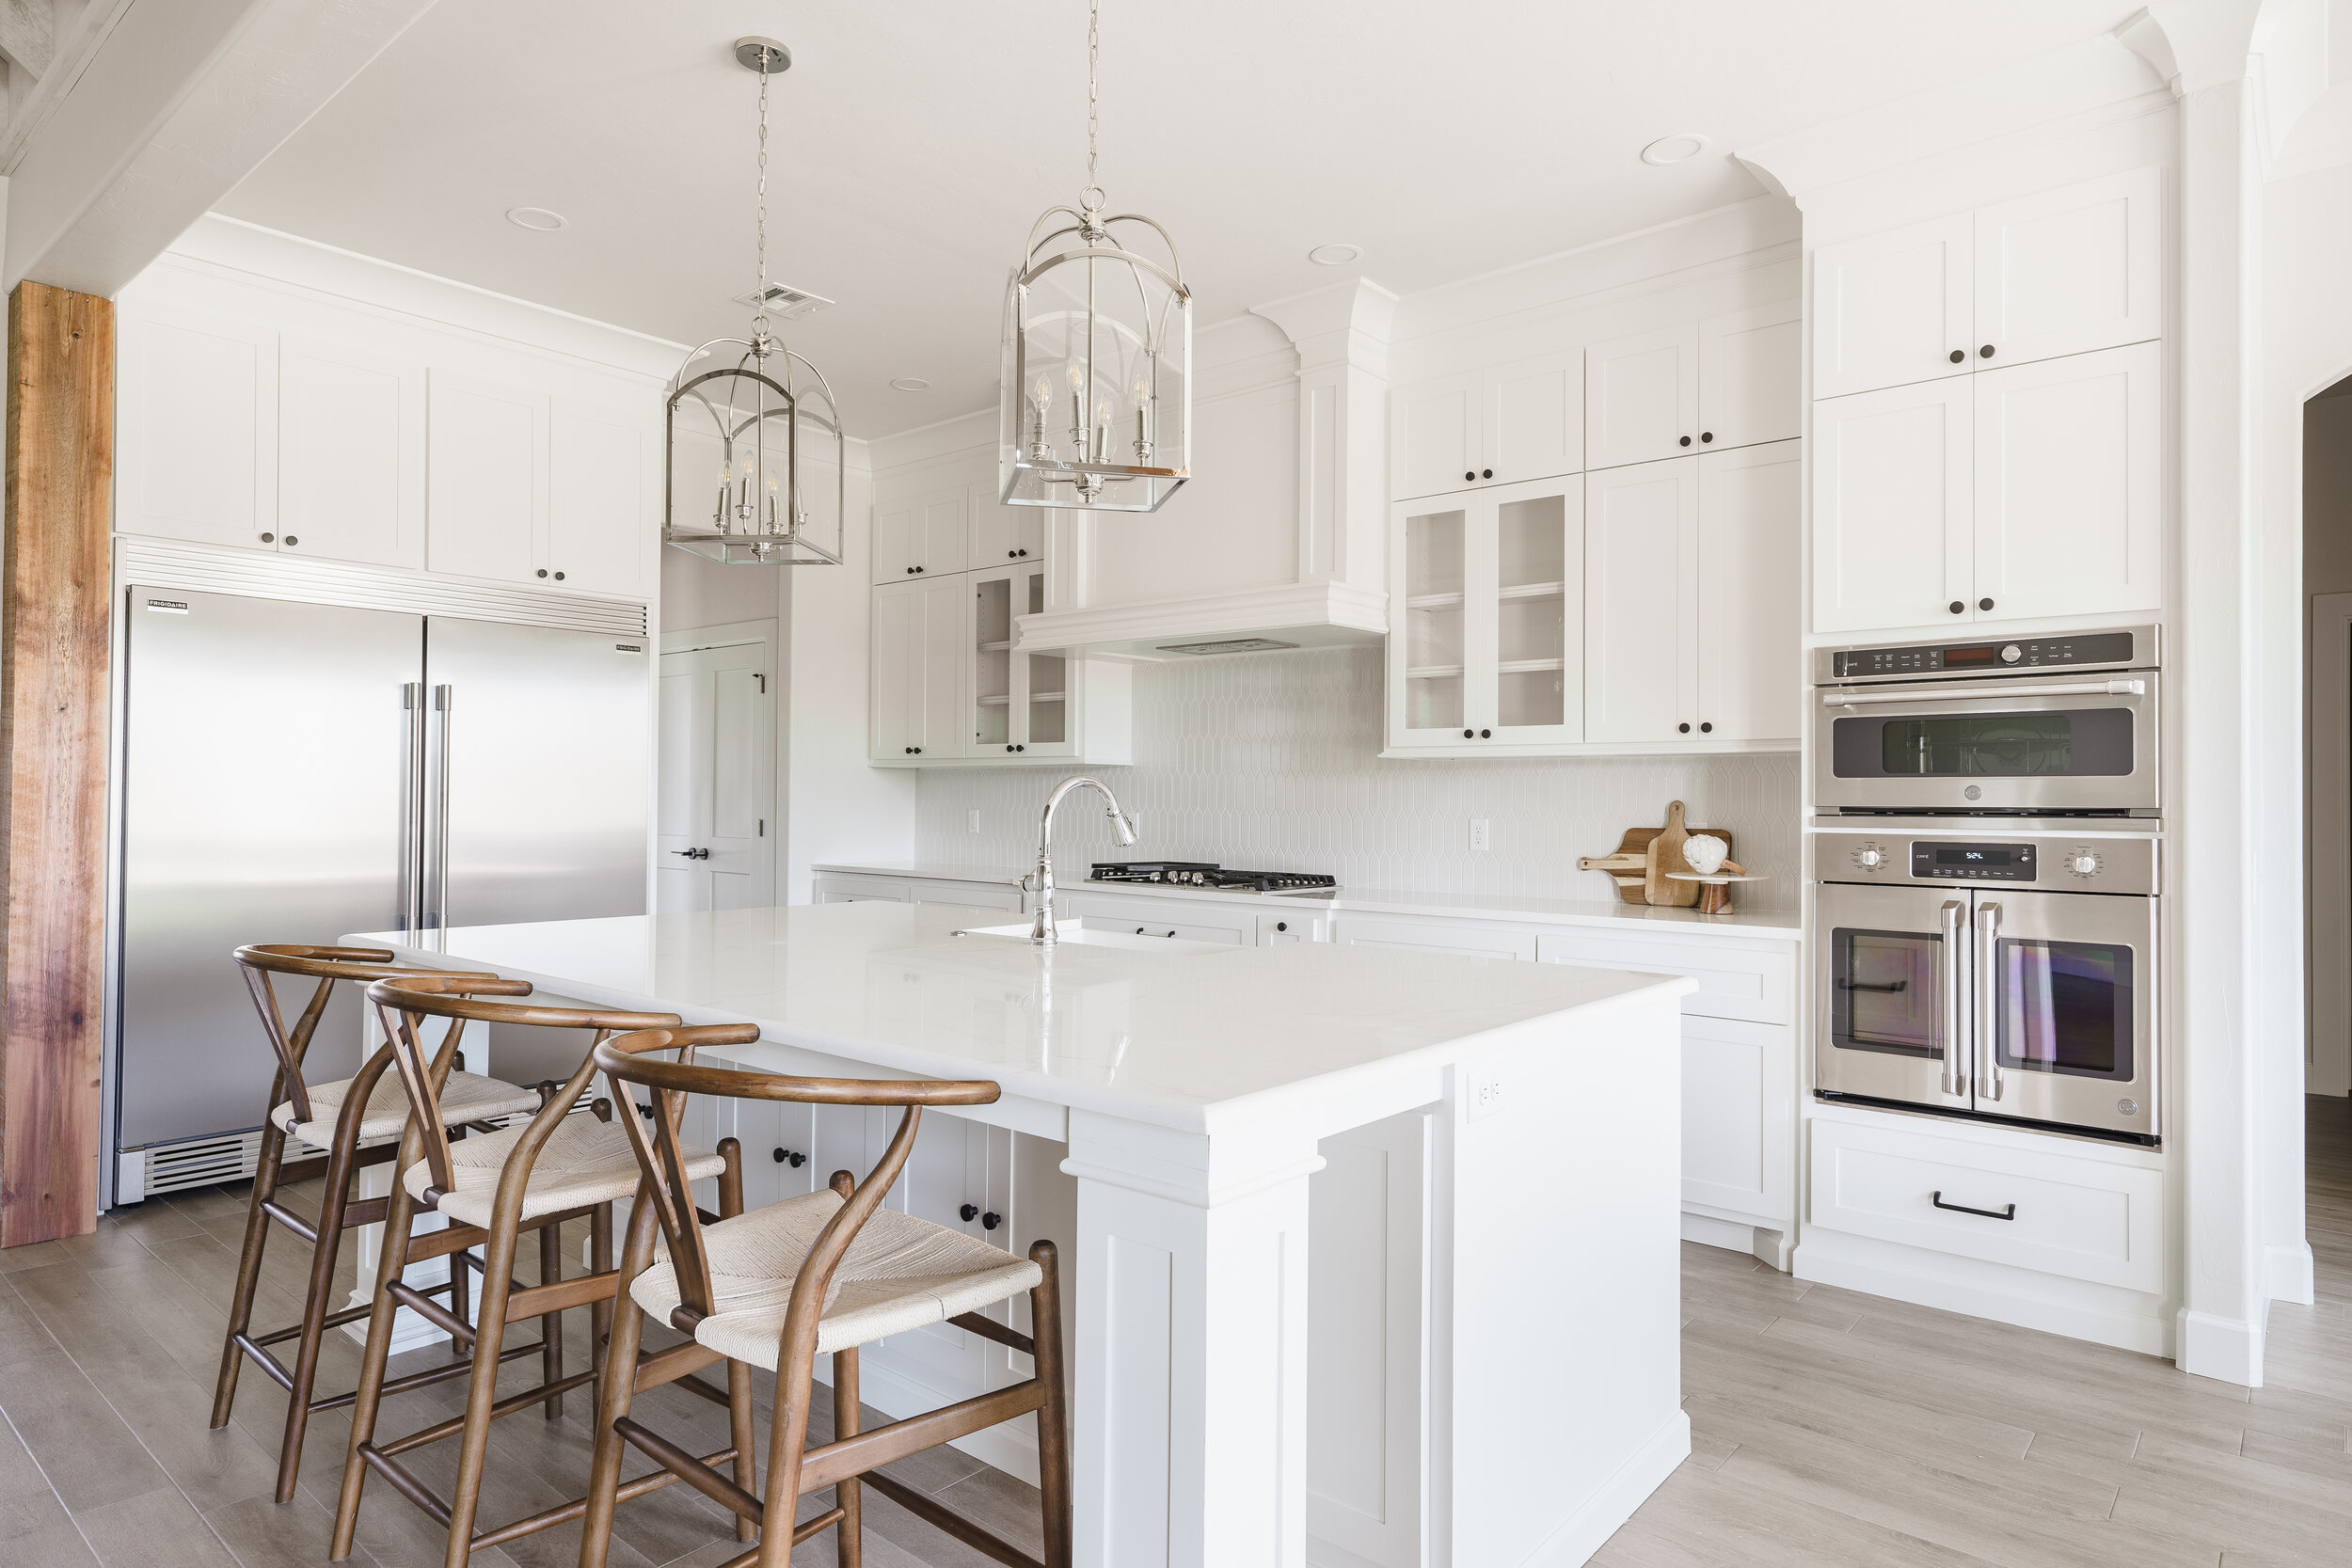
[593,1028,1001,1354]
[365,974,681,1215]
[234,944,501,1130]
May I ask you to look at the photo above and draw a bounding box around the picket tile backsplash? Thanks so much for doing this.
[915,646,1800,909]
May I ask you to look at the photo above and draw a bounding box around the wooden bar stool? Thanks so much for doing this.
[331,974,749,1568]
[211,944,540,1505]
[580,1027,1073,1568]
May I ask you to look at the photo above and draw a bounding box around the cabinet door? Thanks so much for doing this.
[917,573,971,758]
[1583,458,1695,743]
[116,308,278,551]
[1390,372,1482,499]
[1584,325,1699,470]
[1483,353,1581,485]
[873,499,914,584]
[1810,378,1972,635]
[1680,1017,1793,1226]
[427,372,546,583]
[1973,166,2160,371]
[1695,442,1800,741]
[1389,499,1472,748]
[278,337,422,567]
[1056,893,1254,944]
[969,566,1017,754]
[1487,480,1582,743]
[869,582,921,761]
[549,400,655,596]
[917,487,968,575]
[1811,214,1973,399]
[1009,566,1073,756]
[1972,341,2160,624]
[1697,303,1800,451]
[971,482,1045,567]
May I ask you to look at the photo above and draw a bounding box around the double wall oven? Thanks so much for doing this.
[1812,627,2160,1145]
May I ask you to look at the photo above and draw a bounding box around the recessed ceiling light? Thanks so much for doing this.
[1307,243,1362,266]
[889,377,930,392]
[1639,134,1711,166]
[506,206,567,230]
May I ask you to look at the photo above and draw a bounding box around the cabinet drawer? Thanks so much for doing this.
[1534,932,1790,1024]
[811,876,911,904]
[1807,1117,2164,1293]
[1330,916,1535,959]
[909,879,1024,912]
[1056,893,1251,944]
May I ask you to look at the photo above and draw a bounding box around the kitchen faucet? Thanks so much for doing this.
[1027,776,1137,944]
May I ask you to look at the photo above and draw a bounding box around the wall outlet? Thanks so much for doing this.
[1469,817,1490,852]
[967,809,981,834]
[1467,1065,1508,1122]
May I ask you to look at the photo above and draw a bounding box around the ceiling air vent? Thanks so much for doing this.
[729,282,834,319]
[1154,637,1301,657]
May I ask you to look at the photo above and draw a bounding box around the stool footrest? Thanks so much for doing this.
[862,1468,1043,1568]
[374,1364,593,1458]
[616,1418,762,1524]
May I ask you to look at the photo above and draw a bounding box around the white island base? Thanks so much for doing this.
[354,903,1691,1568]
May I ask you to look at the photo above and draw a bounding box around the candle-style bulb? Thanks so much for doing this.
[1068,362,1087,395]
[1032,376,1052,414]
[1133,373,1149,406]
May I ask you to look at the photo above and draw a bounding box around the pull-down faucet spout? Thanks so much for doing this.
[1026,776,1137,944]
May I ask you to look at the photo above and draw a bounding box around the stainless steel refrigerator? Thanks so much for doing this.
[114,585,649,1183]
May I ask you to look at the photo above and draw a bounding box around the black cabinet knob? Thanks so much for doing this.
[912,746,922,754]
[260,532,276,543]
[552,571,564,580]
[1678,436,1692,447]
[771,1147,805,1167]
[1948,601,1965,614]
[961,1203,979,1222]
[1481,468,1493,479]
[1276,921,1288,932]
[915,565,926,574]
[1700,721,1713,734]
[1949,349,1965,364]
[1979,597,1994,611]
[982,1211,1002,1231]
[1979,344,1995,358]
[905,566,915,574]
[1479,728,1492,738]
[1699,433,1712,444]
[285,536,299,546]
[1016,743,1025,752]
[1464,470,1475,482]
[1006,744,1014,752]
[1019,548,1029,557]
[1009,549,1018,558]
[1463,729,1473,738]
[536,568,548,578]
[1677,722,1691,734]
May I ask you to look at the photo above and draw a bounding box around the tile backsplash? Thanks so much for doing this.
[914,645,1800,909]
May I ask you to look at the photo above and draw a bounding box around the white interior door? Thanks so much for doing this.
[1695,441,1801,741]
[657,638,776,912]
[1809,376,1974,634]
[1810,213,1974,400]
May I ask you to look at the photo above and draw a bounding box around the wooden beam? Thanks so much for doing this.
[0,281,111,1246]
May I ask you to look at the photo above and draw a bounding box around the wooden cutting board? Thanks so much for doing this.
[1578,801,1735,908]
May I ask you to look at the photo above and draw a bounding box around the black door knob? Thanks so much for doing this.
[1678,722,1691,734]
[1979,597,1994,611]
[1481,468,1493,479]
[1949,601,1965,614]
[1700,721,1713,734]
[772,1148,805,1167]
[961,1203,979,1222]
[1678,436,1692,447]
[1479,728,1492,738]
[1949,349,1965,364]
[981,1212,1002,1231]
[1979,344,1994,358]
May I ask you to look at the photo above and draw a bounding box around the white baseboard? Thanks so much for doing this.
[1792,1239,2170,1356]
[2265,1242,2317,1306]
[1523,1409,1691,1566]
[2177,1308,2265,1387]
[1679,1212,1793,1272]
[340,1252,456,1354]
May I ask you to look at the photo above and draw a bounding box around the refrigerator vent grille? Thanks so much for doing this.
[115,539,647,637]
[133,1131,264,1198]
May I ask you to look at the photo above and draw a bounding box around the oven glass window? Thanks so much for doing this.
[1995,938,2133,1079]
[1830,927,1944,1058]
[1832,707,2135,779]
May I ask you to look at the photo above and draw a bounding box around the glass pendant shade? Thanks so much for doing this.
[665,343,844,565]
[999,208,1190,512]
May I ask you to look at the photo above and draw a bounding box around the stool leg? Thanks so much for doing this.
[332,1174,421,1561]
[447,1239,471,1354]
[579,1195,660,1568]
[440,1212,520,1568]
[714,1147,755,1544]
[538,1218,564,1418]
[833,1347,861,1568]
[210,1120,286,1430]
[588,1202,613,1420]
[273,1128,358,1502]
[1029,1241,1073,1568]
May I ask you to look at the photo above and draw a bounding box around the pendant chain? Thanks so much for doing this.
[754,51,771,341]
[1085,0,1100,201]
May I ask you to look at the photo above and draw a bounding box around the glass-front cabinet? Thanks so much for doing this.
[968,563,1074,758]
[1387,476,1582,752]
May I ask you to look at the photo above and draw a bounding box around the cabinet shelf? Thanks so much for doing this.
[1497,658,1565,674]
[1406,592,1466,610]
[1496,580,1566,601]
[978,640,1012,653]
[1406,665,1466,680]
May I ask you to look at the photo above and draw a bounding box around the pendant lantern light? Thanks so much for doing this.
[999,0,1191,512]
[664,38,844,566]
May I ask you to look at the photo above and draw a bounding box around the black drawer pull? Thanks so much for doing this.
[1836,979,1908,993]
[1931,1191,2015,1221]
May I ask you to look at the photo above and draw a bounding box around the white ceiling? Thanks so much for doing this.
[217,0,2152,438]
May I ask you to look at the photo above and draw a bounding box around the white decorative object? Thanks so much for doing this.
[1682,833,1729,875]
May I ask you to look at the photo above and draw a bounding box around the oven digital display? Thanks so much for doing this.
[1910,842,2038,881]
[1941,645,2002,667]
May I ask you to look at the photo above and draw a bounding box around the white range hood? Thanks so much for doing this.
[1013,277,1395,660]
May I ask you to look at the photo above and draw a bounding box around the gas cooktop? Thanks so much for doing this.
[1089,861,1339,895]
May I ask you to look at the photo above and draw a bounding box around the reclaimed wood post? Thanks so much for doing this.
[0,281,113,1244]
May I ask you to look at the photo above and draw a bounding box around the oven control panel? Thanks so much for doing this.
[1816,625,2153,684]
[1911,841,2035,881]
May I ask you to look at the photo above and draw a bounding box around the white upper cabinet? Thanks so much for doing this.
[548,399,656,596]
[1971,341,2161,624]
[277,337,424,569]
[1584,325,1698,470]
[426,372,547,585]
[1811,377,1973,634]
[1811,214,1974,401]
[1483,353,1583,489]
[970,483,1045,568]
[115,307,278,552]
[872,486,969,584]
[1696,304,1802,451]
[870,580,920,760]
[1973,166,2161,372]
[869,575,968,761]
[1583,458,1694,743]
[1695,442,1801,741]
[1391,372,1483,499]
[1813,167,2160,400]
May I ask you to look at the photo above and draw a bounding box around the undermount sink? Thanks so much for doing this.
[955,920,1228,954]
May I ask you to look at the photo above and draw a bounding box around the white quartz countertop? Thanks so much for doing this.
[351,902,1692,1134]
[812,860,1803,937]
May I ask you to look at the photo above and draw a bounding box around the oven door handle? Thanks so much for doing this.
[1939,900,1966,1099]
[1820,679,2145,707]
[1976,901,2003,1102]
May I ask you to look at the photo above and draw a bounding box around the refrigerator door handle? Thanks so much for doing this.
[1976,900,2003,1102]
[401,683,424,930]
[1938,899,1966,1099]
[431,684,453,929]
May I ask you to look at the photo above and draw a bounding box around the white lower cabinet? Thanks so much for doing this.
[1330,915,1539,959]
[1678,1016,1794,1228]
[1056,891,1253,944]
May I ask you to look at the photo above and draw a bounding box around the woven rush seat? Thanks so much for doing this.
[404,1110,724,1228]
[630,1187,1043,1366]
[272,1068,538,1148]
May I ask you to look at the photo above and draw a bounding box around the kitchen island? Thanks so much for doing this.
[353,900,1692,1568]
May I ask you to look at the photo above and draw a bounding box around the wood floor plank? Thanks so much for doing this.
[0,1349,176,1515]
[71,1486,241,1568]
[0,1407,99,1566]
